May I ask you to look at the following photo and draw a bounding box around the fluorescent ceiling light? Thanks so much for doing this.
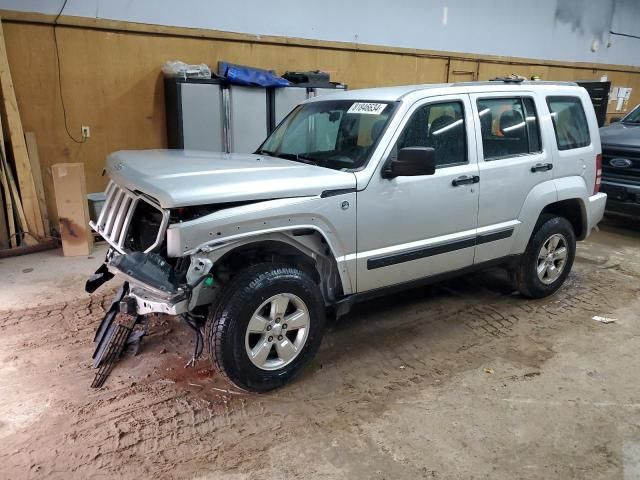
[432,118,463,135]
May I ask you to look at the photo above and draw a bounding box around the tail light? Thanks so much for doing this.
[594,153,602,194]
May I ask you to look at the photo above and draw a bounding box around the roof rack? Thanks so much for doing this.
[489,76,525,83]
[452,80,578,87]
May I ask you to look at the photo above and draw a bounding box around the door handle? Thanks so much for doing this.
[452,175,480,186]
[531,163,553,173]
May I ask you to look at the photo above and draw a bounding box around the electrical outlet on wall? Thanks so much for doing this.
[81,125,91,139]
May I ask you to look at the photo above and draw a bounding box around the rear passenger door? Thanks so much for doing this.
[470,93,552,263]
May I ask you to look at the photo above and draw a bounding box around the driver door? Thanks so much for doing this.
[356,95,480,292]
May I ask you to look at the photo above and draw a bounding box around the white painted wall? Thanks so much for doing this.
[2,0,640,66]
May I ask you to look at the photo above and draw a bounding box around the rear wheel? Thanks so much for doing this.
[515,215,576,299]
[206,263,325,392]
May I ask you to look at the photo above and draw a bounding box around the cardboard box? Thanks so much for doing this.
[51,163,93,256]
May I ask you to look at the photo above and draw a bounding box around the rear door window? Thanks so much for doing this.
[546,96,590,150]
[476,97,542,160]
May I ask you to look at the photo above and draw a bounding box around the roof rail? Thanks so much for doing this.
[452,80,578,87]
[489,76,525,83]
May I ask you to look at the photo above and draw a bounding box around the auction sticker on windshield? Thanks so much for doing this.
[348,103,387,115]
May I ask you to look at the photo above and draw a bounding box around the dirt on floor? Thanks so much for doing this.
[1,217,640,480]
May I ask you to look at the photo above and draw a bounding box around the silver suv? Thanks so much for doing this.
[88,80,607,391]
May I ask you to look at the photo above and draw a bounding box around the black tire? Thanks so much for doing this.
[515,214,576,299]
[205,263,326,392]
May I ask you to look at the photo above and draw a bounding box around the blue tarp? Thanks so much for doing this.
[218,61,290,87]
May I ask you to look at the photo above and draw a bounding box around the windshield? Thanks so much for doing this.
[622,105,640,123]
[258,100,397,170]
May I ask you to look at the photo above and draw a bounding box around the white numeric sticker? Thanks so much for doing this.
[347,103,387,115]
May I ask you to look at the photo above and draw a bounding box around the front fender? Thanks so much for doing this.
[166,194,357,294]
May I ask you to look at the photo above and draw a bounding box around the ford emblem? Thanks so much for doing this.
[610,158,632,168]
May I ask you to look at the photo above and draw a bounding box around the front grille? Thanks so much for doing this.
[602,147,640,181]
[91,182,168,254]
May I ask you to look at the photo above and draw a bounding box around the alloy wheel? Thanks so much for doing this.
[536,233,568,285]
[244,293,310,370]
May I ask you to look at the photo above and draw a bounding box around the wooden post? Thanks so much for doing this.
[0,159,13,247]
[0,74,20,247]
[51,163,93,256]
[0,148,29,246]
[0,175,8,249]
[0,18,44,239]
[24,132,49,235]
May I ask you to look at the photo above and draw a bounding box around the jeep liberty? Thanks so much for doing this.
[88,79,607,391]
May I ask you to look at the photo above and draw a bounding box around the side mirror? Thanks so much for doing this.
[610,117,621,124]
[383,147,436,178]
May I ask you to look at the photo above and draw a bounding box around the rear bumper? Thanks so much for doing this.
[586,192,607,236]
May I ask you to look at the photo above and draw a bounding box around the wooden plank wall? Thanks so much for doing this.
[2,14,640,229]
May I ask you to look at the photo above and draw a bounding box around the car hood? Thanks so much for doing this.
[599,122,640,149]
[105,149,357,208]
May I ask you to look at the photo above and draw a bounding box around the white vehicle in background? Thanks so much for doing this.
[88,78,606,392]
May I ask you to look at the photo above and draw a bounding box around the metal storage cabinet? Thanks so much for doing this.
[272,85,347,129]
[227,85,269,153]
[166,75,347,154]
[273,87,308,126]
[165,77,224,151]
[313,87,344,98]
[577,80,611,127]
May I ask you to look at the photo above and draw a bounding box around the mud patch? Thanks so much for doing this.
[0,236,639,478]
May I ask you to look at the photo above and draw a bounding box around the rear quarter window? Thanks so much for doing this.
[546,96,591,150]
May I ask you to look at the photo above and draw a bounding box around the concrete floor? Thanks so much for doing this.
[0,218,639,479]
[0,243,109,309]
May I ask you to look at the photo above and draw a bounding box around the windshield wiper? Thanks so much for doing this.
[258,150,318,165]
[256,149,277,156]
[278,153,318,165]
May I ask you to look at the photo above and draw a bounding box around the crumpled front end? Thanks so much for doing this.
[87,181,217,313]
[86,181,217,387]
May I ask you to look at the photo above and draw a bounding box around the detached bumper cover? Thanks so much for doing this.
[91,283,136,387]
[89,266,189,388]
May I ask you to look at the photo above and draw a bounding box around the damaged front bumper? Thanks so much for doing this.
[86,249,214,317]
[87,249,215,387]
[126,286,188,315]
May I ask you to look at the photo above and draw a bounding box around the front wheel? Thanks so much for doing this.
[206,263,326,392]
[514,215,576,299]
